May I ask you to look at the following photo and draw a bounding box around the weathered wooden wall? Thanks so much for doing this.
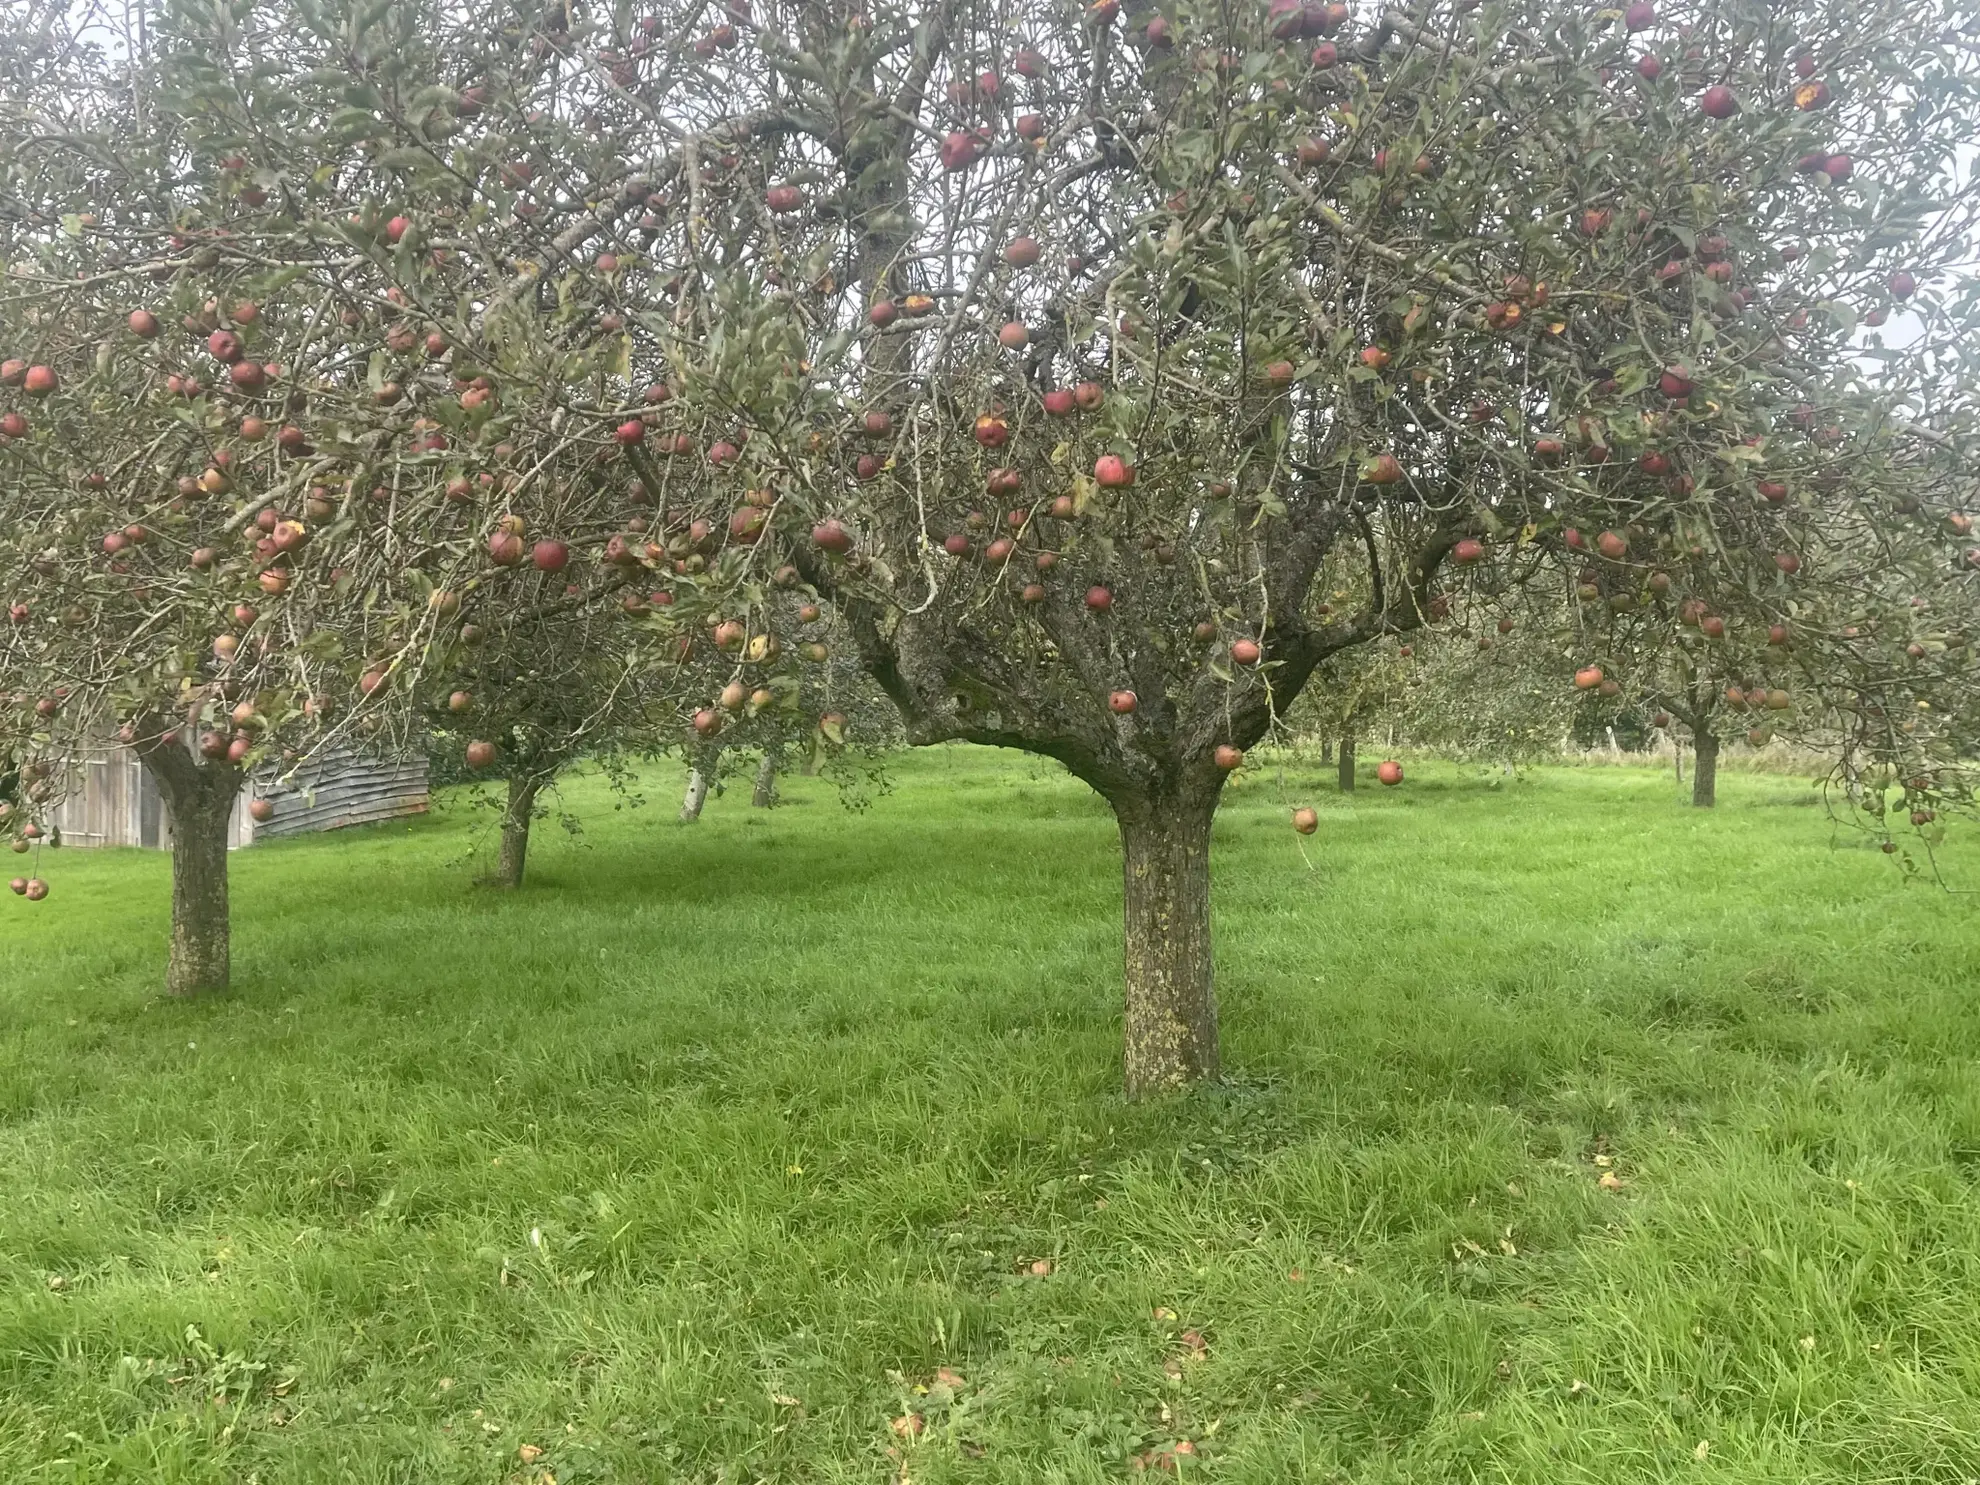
[48,743,427,850]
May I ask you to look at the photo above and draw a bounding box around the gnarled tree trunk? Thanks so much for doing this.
[495,775,540,888]
[680,742,722,822]
[1338,733,1357,793]
[1114,792,1220,1098]
[140,744,239,998]
[1692,730,1719,808]
[752,746,781,808]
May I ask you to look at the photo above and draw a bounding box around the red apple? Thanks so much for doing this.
[1453,538,1486,564]
[1214,744,1244,770]
[998,321,1029,349]
[1230,638,1261,665]
[128,309,160,337]
[1292,806,1319,835]
[615,418,646,445]
[1109,690,1137,714]
[1074,381,1106,410]
[532,540,569,571]
[1003,237,1042,267]
[1085,585,1112,611]
[1573,665,1604,690]
[1361,453,1403,485]
[1043,388,1077,416]
[1636,53,1662,79]
[1376,760,1403,786]
[1094,454,1133,488]
[1700,84,1738,118]
[973,414,1009,447]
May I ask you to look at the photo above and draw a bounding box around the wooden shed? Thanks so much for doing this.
[48,742,428,850]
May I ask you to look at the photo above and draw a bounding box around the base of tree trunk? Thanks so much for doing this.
[1116,795,1220,1098]
[751,748,780,808]
[1692,732,1719,808]
[1338,735,1357,793]
[494,776,540,887]
[141,743,238,997]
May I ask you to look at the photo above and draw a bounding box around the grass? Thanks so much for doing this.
[2,747,1979,1484]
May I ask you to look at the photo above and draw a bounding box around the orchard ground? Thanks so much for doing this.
[3,749,1979,1483]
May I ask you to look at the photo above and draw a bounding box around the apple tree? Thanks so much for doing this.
[541,0,1976,1093]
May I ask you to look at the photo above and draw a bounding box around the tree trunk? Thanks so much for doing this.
[495,776,540,888]
[680,744,722,822]
[1319,739,1333,764]
[751,747,780,808]
[1692,730,1718,808]
[1338,734,1357,793]
[1115,793,1220,1098]
[797,736,820,777]
[142,747,239,998]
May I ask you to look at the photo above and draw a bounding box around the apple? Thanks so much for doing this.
[1214,744,1244,770]
[1109,690,1137,714]
[1768,623,1789,646]
[766,185,804,213]
[614,418,647,446]
[1794,80,1830,111]
[1659,365,1694,398]
[1701,615,1726,638]
[23,878,47,902]
[22,364,57,396]
[1636,53,1663,79]
[902,293,937,317]
[1822,153,1852,180]
[939,131,982,171]
[1043,388,1077,416]
[1376,760,1403,786]
[6,877,24,896]
[1361,453,1403,485]
[1638,451,1671,476]
[943,533,972,557]
[1453,538,1486,564]
[1230,638,1261,665]
[1074,381,1106,411]
[0,412,26,439]
[1261,359,1296,387]
[1296,136,1331,168]
[868,299,898,328]
[1757,480,1788,504]
[207,329,243,364]
[1578,208,1613,237]
[812,519,853,553]
[693,708,723,738]
[1889,270,1917,300]
[1003,237,1042,267]
[1310,41,1338,67]
[488,531,525,565]
[532,540,569,571]
[986,537,1014,562]
[1534,437,1566,461]
[1624,0,1653,28]
[1358,346,1390,371]
[1094,454,1133,488]
[1020,583,1046,603]
[128,309,161,337]
[1085,585,1113,611]
[1597,530,1628,559]
[1016,113,1046,141]
[855,453,884,480]
[1774,552,1800,574]
[1013,47,1046,78]
[998,321,1029,349]
[1573,665,1604,689]
[248,798,276,823]
[1292,806,1319,835]
[1700,84,1738,118]
[973,414,1009,447]
[385,215,411,244]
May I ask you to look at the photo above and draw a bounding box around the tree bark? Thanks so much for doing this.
[495,775,540,888]
[1319,738,1333,764]
[1115,793,1220,1098]
[1338,733,1357,793]
[751,746,781,808]
[1692,730,1718,808]
[142,746,239,998]
[680,743,722,821]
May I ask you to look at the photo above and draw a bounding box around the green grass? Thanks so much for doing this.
[3,748,1979,1484]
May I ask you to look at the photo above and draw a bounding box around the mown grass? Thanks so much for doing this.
[2,747,1978,1484]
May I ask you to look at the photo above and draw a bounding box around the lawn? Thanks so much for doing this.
[2,747,1978,1484]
